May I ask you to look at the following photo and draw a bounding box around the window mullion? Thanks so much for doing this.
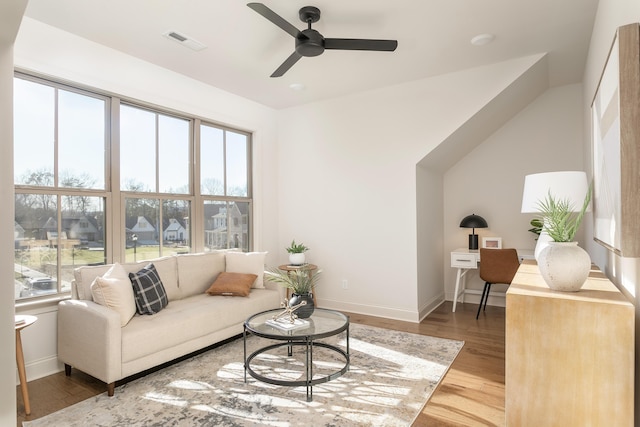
[155,113,160,193]
[193,119,203,252]
[54,88,59,188]
[222,130,227,196]
[56,194,62,292]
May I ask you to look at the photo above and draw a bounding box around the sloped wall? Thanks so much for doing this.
[443,83,585,305]
[277,54,552,321]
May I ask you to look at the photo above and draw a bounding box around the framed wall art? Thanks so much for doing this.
[591,23,640,257]
[482,237,502,249]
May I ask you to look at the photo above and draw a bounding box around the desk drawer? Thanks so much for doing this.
[451,253,477,269]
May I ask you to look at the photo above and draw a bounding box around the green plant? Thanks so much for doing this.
[264,268,321,294]
[286,239,309,254]
[536,184,592,242]
[528,218,544,238]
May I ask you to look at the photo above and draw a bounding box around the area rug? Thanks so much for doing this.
[24,323,463,427]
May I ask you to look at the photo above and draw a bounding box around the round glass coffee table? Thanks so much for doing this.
[243,308,350,401]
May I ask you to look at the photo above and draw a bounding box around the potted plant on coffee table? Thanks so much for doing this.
[286,239,309,266]
[535,186,592,292]
[264,267,321,318]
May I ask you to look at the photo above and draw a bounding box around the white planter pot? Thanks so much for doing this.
[288,253,306,266]
[537,241,591,292]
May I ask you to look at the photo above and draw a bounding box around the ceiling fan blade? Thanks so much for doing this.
[324,38,398,52]
[247,3,303,39]
[271,51,303,78]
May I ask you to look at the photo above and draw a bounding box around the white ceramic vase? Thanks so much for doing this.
[288,253,306,266]
[537,241,591,292]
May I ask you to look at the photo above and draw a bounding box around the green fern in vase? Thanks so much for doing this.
[536,184,592,242]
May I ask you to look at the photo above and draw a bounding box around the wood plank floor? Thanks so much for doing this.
[17,301,505,426]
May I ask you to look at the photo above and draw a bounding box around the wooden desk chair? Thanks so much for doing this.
[477,248,520,319]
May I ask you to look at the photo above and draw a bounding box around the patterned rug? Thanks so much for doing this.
[24,323,463,427]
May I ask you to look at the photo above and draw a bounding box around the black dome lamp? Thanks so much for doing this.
[459,214,488,250]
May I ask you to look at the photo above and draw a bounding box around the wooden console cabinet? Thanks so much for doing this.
[506,260,634,426]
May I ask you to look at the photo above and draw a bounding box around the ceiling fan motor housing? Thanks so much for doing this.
[299,6,321,24]
[296,29,324,56]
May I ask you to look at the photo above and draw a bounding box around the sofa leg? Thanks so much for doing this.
[107,382,115,396]
[64,364,72,376]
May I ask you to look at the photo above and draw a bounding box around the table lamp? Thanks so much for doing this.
[521,171,590,260]
[459,214,488,250]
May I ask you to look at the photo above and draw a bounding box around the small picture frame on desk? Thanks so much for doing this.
[482,237,502,249]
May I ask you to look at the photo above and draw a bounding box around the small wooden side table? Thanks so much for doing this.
[278,264,319,306]
[15,314,37,416]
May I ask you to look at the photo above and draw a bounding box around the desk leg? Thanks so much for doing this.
[453,268,472,312]
[16,330,30,415]
[452,268,462,312]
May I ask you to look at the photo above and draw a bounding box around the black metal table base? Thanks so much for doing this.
[243,327,350,401]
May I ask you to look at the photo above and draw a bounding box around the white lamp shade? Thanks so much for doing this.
[521,171,590,213]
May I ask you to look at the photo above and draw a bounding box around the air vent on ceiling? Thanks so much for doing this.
[162,30,207,51]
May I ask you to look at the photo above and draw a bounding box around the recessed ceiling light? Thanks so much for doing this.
[471,34,495,46]
[289,83,306,91]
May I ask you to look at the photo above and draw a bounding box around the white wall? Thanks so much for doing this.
[443,84,585,304]
[581,0,640,422]
[416,166,444,317]
[1,2,27,425]
[12,18,280,381]
[276,55,550,321]
[0,42,17,427]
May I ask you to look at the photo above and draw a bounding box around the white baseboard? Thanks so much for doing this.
[450,289,507,308]
[317,298,421,323]
[17,355,63,386]
[418,293,446,321]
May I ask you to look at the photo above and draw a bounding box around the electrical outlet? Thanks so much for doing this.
[341,279,348,290]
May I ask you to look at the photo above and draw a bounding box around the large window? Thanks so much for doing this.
[200,123,251,252]
[204,200,250,251]
[124,197,191,262]
[200,124,249,197]
[14,76,108,300]
[13,73,252,302]
[14,78,106,189]
[120,105,190,194]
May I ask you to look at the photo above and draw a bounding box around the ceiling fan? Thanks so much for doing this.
[247,3,398,77]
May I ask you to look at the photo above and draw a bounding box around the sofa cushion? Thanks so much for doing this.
[120,289,281,364]
[73,255,180,302]
[90,263,137,327]
[129,263,169,315]
[122,256,181,301]
[74,264,112,301]
[176,251,226,298]
[225,251,267,288]
[205,272,256,297]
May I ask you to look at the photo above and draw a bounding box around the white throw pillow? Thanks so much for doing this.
[90,263,136,327]
[225,251,268,288]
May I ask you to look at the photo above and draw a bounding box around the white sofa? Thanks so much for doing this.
[57,251,282,396]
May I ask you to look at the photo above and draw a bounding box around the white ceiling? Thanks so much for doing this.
[23,0,599,110]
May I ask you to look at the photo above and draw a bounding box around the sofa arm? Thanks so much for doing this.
[263,279,287,303]
[57,299,122,385]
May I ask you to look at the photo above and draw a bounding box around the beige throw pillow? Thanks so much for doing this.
[225,251,268,288]
[90,263,136,326]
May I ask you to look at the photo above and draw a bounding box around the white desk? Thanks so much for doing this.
[451,248,534,312]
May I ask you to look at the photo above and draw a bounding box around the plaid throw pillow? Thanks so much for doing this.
[129,263,169,315]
